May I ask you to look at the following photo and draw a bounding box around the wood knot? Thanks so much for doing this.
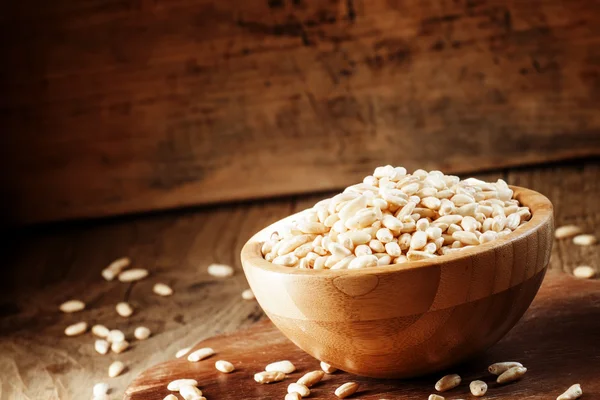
[333,274,379,297]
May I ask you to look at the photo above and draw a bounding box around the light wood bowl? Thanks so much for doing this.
[241,186,554,378]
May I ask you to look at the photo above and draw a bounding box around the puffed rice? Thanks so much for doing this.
[93,382,109,397]
[134,326,151,340]
[573,265,595,279]
[108,361,125,378]
[167,379,199,391]
[557,383,583,400]
[92,324,110,338]
[187,347,215,362]
[215,360,235,373]
[261,167,530,269]
[102,257,131,281]
[65,322,87,336]
[116,302,133,317]
[118,268,148,282]
[208,263,234,277]
[242,289,255,300]
[59,300,85,313]
[153,283,173,296]
[266,360,296,374]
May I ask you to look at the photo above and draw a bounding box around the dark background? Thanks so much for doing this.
[0,0,599,226]
[0,1,598,397]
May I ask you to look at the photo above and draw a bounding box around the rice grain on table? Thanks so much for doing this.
[111,340,129,354]
[572,234,597,246]
[179,384,203,399]
[497,366,527,384]
[118,268,149,282]
[64,322,87,336]
[334,382,359,399]
[254,371,286,384]
[187,347,215,362]
[297,370,325,387]
[320,361,337,374]
[93,382,109,397]
[557,383,583,400]
[265,360,296,374]
[176,347,192,358]
[428,395,445,400]
[167,379,199,391]
[153,283,173,296]
[108,361,125,378]
[102,257,131,281]
[116,302,134,317]
[134,326,151,340]
[285,393,302,400]
[59,300,86,313]
[215,360,235,373]
[573,265,595,279]
[470,380,488,397]
[287,383,310,397]
[207,263,234,277]
[92,324,110,338]
[107,329,125,343]
[94,339,110,355]
[488,361,523,375]
[435,374,461,392]
[554,225,582,239]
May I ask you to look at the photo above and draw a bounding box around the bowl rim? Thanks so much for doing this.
[241,185,554,276]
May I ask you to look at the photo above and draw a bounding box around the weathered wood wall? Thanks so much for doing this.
[0,0,599,224]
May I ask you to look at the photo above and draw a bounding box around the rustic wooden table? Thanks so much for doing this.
[0,160,597,399]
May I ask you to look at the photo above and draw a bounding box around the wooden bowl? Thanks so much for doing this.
[241,186,554,378]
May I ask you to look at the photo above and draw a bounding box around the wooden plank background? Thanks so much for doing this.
[1,0,599,224]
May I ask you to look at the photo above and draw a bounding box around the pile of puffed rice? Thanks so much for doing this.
[261,166,531,269]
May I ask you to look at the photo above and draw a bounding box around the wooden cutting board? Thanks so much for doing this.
[124,272,599,399]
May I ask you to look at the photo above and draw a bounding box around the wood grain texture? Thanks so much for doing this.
[0,161,597,399]
[124,272,600,399]
[241,186,554,378]
[1,0,600,224]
